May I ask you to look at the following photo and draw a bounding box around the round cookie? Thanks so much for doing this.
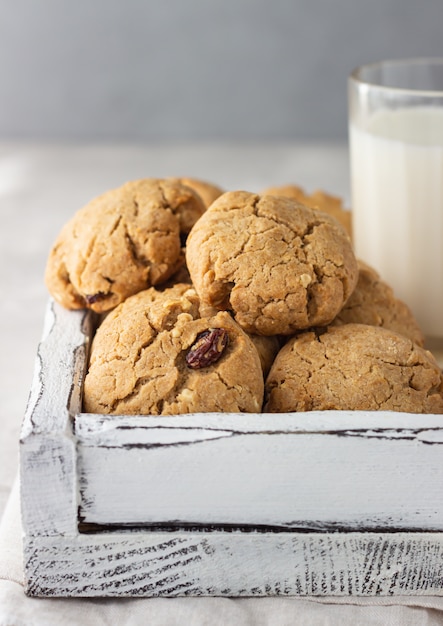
[186,191,358,335]
[262,184,352,239]
[170,177,225,209]
[264,323,443,414]
[45,178,205,313]
[332,260,425,346]
[83,284,264,415]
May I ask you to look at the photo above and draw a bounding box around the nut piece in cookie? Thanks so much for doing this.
[264,323,443,414]
[262,184,352,239]
[45,178,205,312]
[83,285,263,415]
[186,191,358,335]
[332,260,425,346]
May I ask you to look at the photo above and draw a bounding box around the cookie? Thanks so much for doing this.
[249,334,282,377]
[332,260,425,346]
[186,191,358,335]
[45,178,205,313]
[83,284,264,415]
[262,184,305,201]
[262,184,352,239]
[264,323,443,414]
[170,177,224,209]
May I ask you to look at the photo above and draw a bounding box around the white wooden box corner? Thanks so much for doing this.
[20,300,443,597]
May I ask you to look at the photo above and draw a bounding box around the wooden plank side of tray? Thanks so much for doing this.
[76,412,443,530]
[23,530,443,597]
[20,301,94,536]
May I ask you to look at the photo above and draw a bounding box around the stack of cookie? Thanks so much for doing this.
[45,177,443,415]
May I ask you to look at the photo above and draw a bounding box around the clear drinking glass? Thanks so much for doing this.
[349,58,443,342]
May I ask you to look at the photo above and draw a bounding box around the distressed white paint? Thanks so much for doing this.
[76,412,443,530]
[20,300,94,536]
[23,531,443,597]
[20,300,443,596]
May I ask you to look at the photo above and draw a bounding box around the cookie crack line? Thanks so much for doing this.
[324,379,345,408]
[301,219,326,242]
[428,383,443,398]
[108,215,123,237]
[407,371,422,393]
[93,354,127,366]
[108,373,160,413]
[368,363,395,406]
[256,197,327,241]
[213,367,261,412]
[251,194,261,214]
[156,181,170,209]
[161,348,193,409]
[110,328,191,411]
[254,211,303,242]
[132,335,157,368]
[124,227,149,269]
[133,197,139,217]
[77,235,101,292]
[100,274,114,285]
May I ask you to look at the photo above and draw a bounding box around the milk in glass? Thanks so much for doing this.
[350,107,443,338]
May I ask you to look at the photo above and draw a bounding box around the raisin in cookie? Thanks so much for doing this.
[332,260,425,346]
[45,179,205,313]
[264,323,443,414]
[262,184,352,239]
[186,191,358,335]
[83,284,263,415]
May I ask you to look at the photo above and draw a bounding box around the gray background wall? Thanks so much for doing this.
[1,0,442,141]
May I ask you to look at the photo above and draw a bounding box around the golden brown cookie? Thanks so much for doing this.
[262,184,352,239]
[264,323,443,414]
[262,184,305,201]
[45,179,205,313]
[248,334,282,377]
[83,284,264,415]
[332,260,425,346]
[186,191,358,335]
[170,177,225,209]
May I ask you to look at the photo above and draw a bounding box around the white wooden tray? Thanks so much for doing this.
[20,300,443,597]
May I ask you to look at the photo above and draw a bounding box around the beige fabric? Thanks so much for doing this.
[2,479,443,625]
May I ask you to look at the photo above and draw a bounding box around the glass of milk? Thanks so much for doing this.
[349,58,443,342]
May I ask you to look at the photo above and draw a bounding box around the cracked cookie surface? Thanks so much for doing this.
[264,323,443,413]
[186,191,358,335]
[262,184,352,239]
[83,284,264,415]
[332,260,425,346]
[45,178,205,313]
